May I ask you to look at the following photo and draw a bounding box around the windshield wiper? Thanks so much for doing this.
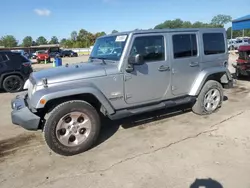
[89,57,107,64]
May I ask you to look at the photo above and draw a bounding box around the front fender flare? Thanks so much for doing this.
[189,67,232,96]
[34,86,115,115]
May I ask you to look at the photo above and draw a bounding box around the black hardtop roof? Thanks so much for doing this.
[100,28,226,38]
[0,50,12,53]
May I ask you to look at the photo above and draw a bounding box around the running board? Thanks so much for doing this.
[109,96,196,120]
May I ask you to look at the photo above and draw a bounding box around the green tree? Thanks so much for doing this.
[226,27,250,39]
[192,21,205,28]
[22,36,33,47]
[32,41,37,46]
[71,31,77,41]
[154,17,225,29]
[77,29,89,47]
[95,32,106,38]
[112,30,118,34]
[60,38,67,46]
[64,39,74,48]
[154,19,184,29]
[211,14,232,27]
[49,36,59,44]
[1,35,18,47]
[182,21,192,28]
[36,36,47,45]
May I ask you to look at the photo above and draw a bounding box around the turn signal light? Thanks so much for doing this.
[40,99,46,105]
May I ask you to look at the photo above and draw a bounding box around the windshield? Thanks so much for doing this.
[90,35,128,61]
[37,50,47,54]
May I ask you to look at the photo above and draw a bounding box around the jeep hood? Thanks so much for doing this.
[31,62,107,85]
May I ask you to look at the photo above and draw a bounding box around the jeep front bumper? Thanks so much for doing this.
[11,94,40,130]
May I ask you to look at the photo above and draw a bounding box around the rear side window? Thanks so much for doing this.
[130,35,165,62]
[19,55,29,62]
[12,53,29,63]
[172,34,197,59]
[203,33,225,55]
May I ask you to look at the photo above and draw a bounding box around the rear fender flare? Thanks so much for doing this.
[189,67,232,96]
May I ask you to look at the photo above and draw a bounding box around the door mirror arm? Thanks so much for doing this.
[126,54,144,73]
[125,64,134,73]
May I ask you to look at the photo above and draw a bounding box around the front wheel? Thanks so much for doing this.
[44,100,101,156]
[192,80,223,115]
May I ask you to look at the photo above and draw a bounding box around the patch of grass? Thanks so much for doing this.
[78,51,90,56]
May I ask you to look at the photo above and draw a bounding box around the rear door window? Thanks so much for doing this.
[203,33,225,55]
[172,34,197,59]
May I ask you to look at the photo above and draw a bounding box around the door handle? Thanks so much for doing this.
[189,62,199,67]
[158,65,170,71]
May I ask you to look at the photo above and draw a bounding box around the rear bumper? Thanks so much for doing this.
[37,58,50,61]
[11,94,40,130]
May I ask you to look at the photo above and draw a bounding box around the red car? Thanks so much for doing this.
[232,45,250,78]
[36,50,50,64]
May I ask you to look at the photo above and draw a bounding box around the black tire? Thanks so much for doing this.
[2,75,24,93]
[44,100,101,156]
[192,80,223,115]
[37,59,41,64]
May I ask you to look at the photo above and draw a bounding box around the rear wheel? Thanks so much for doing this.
[192,80,223,115]
[2,75,24,92]
[44,100,101,156]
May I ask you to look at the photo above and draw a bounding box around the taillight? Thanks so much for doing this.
[22,62,31,67]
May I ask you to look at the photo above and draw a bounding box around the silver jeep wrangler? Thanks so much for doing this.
[11,28,233,156]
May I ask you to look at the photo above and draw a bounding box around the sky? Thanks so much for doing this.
[1,0,249,43]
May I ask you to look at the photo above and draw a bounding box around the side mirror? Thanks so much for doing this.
[128,54,144,65]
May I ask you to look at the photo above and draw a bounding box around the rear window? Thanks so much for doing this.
[203,33,225,55]
[37,50,46,54]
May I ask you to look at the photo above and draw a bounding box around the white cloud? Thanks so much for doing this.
[34,9,51,16]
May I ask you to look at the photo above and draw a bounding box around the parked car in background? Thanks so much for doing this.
[232,45,250,78]
[11,28,233,156]
[61,50,78,57]
[31,52,37,59]
[0,51,33,92]
[228,39,236,50]
[49,52,61,58]
[36,50,50,63]
[234,37,250,50]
